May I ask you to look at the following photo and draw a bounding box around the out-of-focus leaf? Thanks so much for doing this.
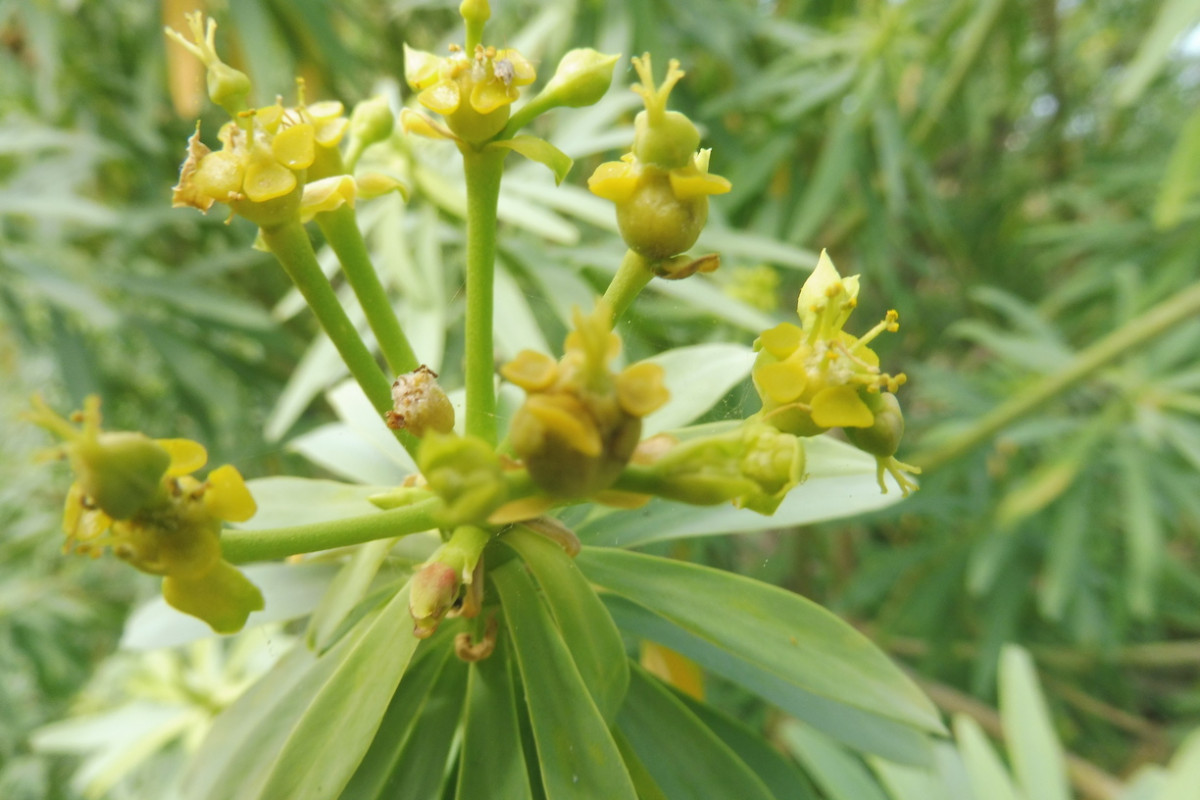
[1120,443,1163,618]
[1159,727,1200,800]
[641,343,755,436]
[494,263,551,361]
[999,645,1069,800]
[1154,107,1200,229]
[617,666,776,800]
[1114,0,1200,107]
[492,561,637,800]
[307,538,395,651]
[239,478,386,530]
[953,715,1021,800]
[778,720,890,800]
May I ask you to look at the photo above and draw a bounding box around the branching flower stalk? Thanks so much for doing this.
[33,2,919,642]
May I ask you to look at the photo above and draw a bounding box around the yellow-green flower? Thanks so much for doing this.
[587,55,730,261]
[752,251,920,494]
[502,301,669,498]
[171,93,353,227]
[29,396,264,633]
[403,43,535,143]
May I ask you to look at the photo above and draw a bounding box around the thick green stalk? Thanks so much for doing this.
[914,280,1200,472]
[461,148,505,445]
[259,219,418,457]
[603,249,654,321]
[221,497,441,563]
[317,205,419,376]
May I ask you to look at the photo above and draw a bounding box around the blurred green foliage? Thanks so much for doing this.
[4,0,1200,797]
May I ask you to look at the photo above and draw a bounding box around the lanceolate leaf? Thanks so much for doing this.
[500,527,629,722]
[778,720,891,800]
[605,594,935,766]
[999,645,1069,800]
[618,666,777,800]
[456,636,533,800]
[675,690,820,800]
[339,631,456,798]
[489,135,574,185]
[578,549,942,734]
[365,650,468,800]
[180,584,421,800]
[492,561,638,800]
[952,715,1023,800]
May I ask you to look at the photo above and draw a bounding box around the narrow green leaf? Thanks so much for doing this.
[368,650,468,800]
[676,690,820,800]
[181,621,363,800]
[999,645,1068,800]
[778,720,890,800]
[952,715,1022,800]
[1152,107,1200,230]
[307,538,395,651]
[612,728,670,800]
[337,631,455,798]
[1114,0,1200,107]
[252,585,423,800]
[578,548,943,734]
[456,637,533,800]
[492,561,638,800]
[605,594,934,766]
[617,666,776,800]
[1120,443,1162,619]
[500,527,629,722]
[489,135,573,185]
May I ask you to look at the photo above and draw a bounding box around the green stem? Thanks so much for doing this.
[461,147,505,445]
[603,249,654,321]
[316,205,419,376]
[914,280,1200,472]
[259,219,418,458]
[221,497,441,563]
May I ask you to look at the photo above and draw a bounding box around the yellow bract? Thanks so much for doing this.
[504,301,669,497]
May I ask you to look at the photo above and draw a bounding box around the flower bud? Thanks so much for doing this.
[638,421,805,514]
[418,432,507,526]
[538,49,620,109]
[587,55,729,262]
[164,13,251,116]
[71,432,171,520]
[349,95,395,149]
[410,561,461,638]
[386,365,456,438]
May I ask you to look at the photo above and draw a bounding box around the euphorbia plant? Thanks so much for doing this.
[30,2,942,796]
